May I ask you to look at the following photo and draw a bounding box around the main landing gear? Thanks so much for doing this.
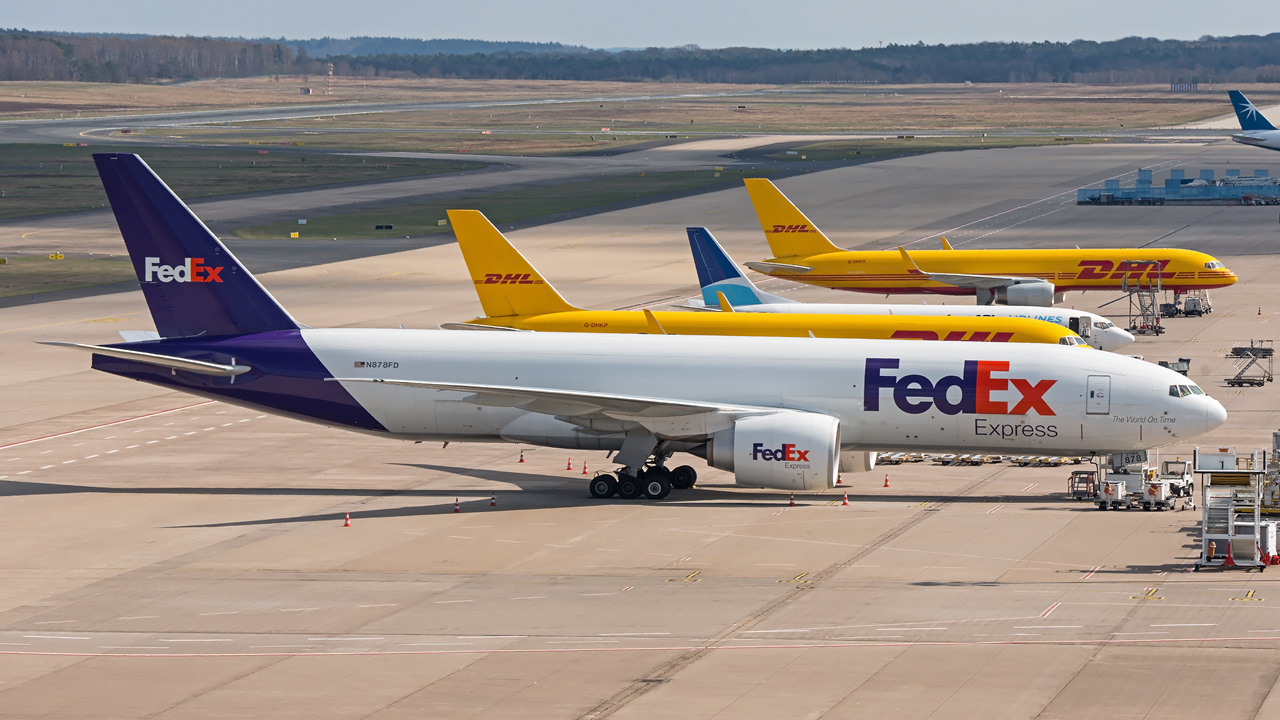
[589,463,698,500]
[587,431,698,501]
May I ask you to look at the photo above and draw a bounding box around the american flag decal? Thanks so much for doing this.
[354,361,366,368]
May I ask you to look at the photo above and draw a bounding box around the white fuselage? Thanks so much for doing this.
[725,302,1135,352]
[304,329,1221,456]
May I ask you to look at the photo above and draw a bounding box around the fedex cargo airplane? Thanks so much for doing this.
[47,154,1226,502]
[742,178,1237,307]
[1228,90,1280,152]
[685,227,1136,352]
[448,210,1087,347]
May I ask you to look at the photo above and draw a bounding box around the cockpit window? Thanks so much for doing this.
[1094,321,1115,330]
[1169,385,1194,397]
[1204,261,1224,270]
[1059,336,1083,346]
[1188,384,1204,395]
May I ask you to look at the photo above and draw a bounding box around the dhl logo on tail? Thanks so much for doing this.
[480,273,543,285]
[769,224,816,234]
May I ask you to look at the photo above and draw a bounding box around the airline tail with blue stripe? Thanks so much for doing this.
[686,227,794,308]
[1229,91,1277,132]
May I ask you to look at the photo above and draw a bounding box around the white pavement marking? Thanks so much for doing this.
[987,505,1003,514]
[118,616,158,620]
[33,620,76,625]
[1040,602,1061,618]
[458,635,525,639]
[0,643,32,646]
[198,611,239,616]
[100,646,168,650]
[84,455,98,459]
[17,471,30,475]
[548,640,618,644]
[512,596,547,600]
[433,600,473,604]
[1152,623,1216,627]
[1081,566,1100,581]
[0,401,214,450]
[601,632,670,636]
[126,445,139,449]
[159,638,234,643]
[1023,483,1038,491]
[399,642,473,646]
[358,603,399,608]
[280,607,319,612]
[105,450,118,454]
[24,635,90,640]
[308,637,385,641]
[878,627,948,631]
[1114,632,1168,635]
[61,460,76,464]
[39,465,53,469]
[251,645,318,649]
[1016,626,1082,629]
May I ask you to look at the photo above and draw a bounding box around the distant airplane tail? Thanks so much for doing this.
[1229,90,1277,132]
[94,153,298,338]
[742,178,845,259]
[686,227,794,307]
[447,209,580,318]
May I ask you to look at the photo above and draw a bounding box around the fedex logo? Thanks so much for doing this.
[752,443,810,462]
[864,358,1056,416]
[481,273,541,285]
[143,257,223,283]
[769,224,814,234]
[1076,259,1171,281]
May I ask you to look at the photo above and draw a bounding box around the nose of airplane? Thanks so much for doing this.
[1202,396,1228,434]
[1102,327,1136,351]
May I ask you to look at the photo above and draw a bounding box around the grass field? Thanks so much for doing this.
[234,168,771,240]
[0,255,135,298]
[767,135,1111,160]
[0,77,772,120]
[0,145,483,219]
[129,128,666,156]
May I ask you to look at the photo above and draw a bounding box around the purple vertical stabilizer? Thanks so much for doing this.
[94,153,298,338]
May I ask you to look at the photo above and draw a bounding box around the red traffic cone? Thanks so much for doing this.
[490,492,497,507]
[343,512,351,528]
[453,498,461,513]
[789,493,796,507]
[519,450,525,463]
[1224,541,1237,567]
[835,474,844,486]
[883,473,890,488]
[842,492,849,506]
[582,462,589,475]
[566,458,573,471]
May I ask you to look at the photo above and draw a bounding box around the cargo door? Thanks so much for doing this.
[1086,375,1111,415]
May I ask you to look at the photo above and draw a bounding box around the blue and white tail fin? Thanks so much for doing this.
[686,227,794,308]
[95,153,298,338]
[1229,91,1277,132]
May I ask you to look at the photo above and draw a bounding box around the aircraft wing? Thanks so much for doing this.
[744,261,813,275]
[328,377,773,437]
[897,247,1044,289]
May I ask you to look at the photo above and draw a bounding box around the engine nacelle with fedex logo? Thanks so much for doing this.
[703,413,840,492]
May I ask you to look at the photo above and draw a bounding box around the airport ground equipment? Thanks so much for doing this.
[1159,358,1191,376]
[1123,262,1163,336]
[1078,167,1280,205]
[1069,469,1098,500]
[1194,447,1270,570]
[1225,340,1274,387]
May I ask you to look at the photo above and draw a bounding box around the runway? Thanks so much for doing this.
[4,136,1280,717]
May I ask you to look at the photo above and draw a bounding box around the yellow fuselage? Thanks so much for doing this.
[765,247,1236,296]
[469,311,1085,345]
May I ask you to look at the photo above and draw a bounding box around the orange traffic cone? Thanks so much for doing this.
[453,498,461,513]
[789,493,796,507]
[566,458,573,471]
[883,473,890,488]
[835,474,844,486]
[842,492,849,506]
[582,462,589,475]
[490,492,497,507]
[1224,541,1237,568]
[519,450,525,463]
[343,512,351,527]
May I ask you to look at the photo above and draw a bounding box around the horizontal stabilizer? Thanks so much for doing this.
[118,330,161,343]
[440,322,527,332]
[39,341,250,377]
[744,261,813,275]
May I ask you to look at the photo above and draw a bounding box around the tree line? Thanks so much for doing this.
[3,29,1280,84]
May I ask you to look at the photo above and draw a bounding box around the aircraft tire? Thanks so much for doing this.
[670,465,697,490]
[617,474,644,499]
[589,475,618,499]
[642,472,672,500]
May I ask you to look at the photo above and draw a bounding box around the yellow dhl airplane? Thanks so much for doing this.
[445,210,1089,347]
[742,178,1237,307]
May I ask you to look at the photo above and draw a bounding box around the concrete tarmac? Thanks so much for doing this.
[4,139,1280,718]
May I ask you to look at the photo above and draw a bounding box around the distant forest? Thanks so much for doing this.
[3,29,1280,85]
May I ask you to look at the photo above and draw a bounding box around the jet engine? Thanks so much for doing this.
[993,280,1055,308]
[704,412,840,491]
[839,450,877,474]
